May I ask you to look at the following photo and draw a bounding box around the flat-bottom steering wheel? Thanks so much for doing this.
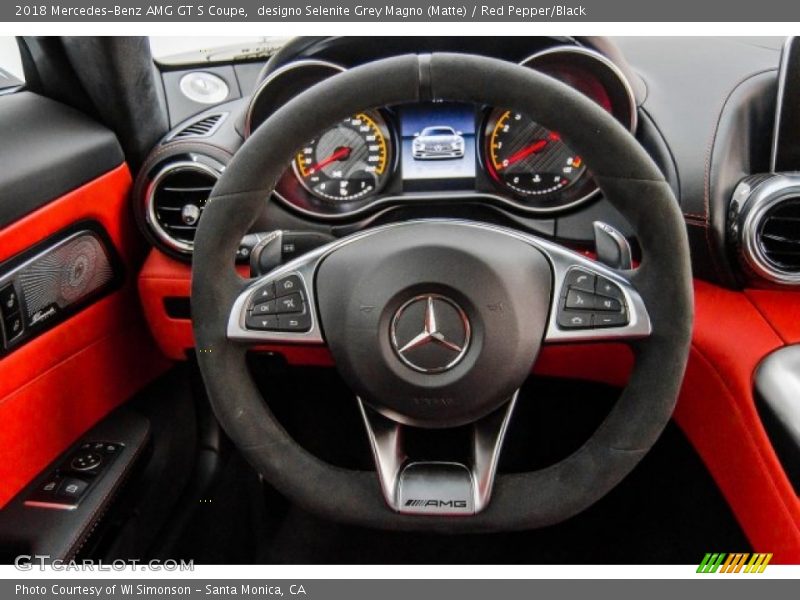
[192,53,693,532]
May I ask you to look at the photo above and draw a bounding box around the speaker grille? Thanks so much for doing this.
[17,232,114,327]
[758,197,800,272]
[146,161,219,254]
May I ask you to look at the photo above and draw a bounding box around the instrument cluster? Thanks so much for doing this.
[245,46,637,219]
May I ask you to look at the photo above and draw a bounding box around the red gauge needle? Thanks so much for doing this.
[500,140,548,169]
[308,146,352,174]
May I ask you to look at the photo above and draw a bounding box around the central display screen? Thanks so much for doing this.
[398,102,477,191]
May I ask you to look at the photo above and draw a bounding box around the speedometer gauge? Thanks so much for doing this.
[293,111,391,202]
[485,109,587,197]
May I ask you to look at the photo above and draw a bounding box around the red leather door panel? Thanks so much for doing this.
[0,165,170,508]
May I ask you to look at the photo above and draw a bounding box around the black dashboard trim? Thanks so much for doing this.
[0,91,124,229]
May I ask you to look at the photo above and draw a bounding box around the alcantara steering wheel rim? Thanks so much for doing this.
[192,53,693,532]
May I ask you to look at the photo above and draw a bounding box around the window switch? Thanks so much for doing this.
[25,476,67,508]
[0,283,19,315]
[37,477,61,497]
[57,478,89,501]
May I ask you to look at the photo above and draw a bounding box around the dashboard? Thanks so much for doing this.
[135,35,789,293]
[244,47,636,219]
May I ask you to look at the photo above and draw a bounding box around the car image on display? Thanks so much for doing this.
[0,35,798,570]
[412,126,466,160]
[399,101,476,190]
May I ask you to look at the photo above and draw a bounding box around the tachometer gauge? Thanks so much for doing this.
[485,109,587,197]
[293,111,391,202]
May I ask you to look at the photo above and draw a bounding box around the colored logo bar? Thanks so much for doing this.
[697,553,773,573]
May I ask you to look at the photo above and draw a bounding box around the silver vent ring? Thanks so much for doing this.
[735,173,800,285]
[144,160,221,255]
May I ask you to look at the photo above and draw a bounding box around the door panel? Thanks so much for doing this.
[0,91,171,508]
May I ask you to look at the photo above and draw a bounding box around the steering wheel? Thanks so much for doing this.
[192,53,693,532]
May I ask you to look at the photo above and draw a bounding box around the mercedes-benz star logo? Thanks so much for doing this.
[390,294,471,373]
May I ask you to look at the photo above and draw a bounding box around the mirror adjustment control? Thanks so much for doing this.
[63,441,120,477]
[70,451,103,473]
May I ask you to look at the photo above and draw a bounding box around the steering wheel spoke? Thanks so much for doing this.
[359,392,518,516]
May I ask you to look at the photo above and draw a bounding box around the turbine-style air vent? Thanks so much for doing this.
[758,197,800,272]
[146,162,219,254]
[731,173,800,285]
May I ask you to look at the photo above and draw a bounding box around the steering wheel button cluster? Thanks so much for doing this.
[557,268,629,330]
[245,273,311,332]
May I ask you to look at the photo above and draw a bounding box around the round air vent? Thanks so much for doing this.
[732,173,800,284]
[759,198,800,272]
[145,161,220,254]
